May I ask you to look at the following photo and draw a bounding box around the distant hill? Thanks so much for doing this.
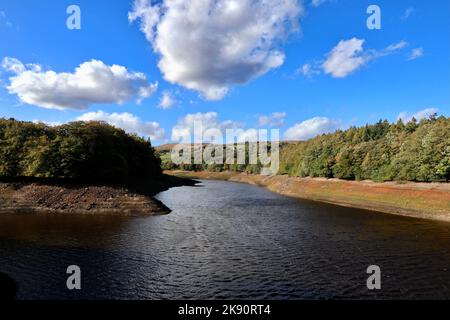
[155,143,210,153]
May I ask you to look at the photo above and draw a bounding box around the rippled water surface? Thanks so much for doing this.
[0,180,449,299]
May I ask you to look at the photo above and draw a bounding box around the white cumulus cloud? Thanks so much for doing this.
[284,117,340,140]
[397,108,438,123]
[1,58,158,110]
[171,111,268,143]
[32,120,63,127]
[129,0,303,100]
[322,38,367,78]
[76,111,165,140]
[172,112,243,142]
[258,112,286,127]
[296,63,321,78]
[158,90,176,109]
[321,38,408,78]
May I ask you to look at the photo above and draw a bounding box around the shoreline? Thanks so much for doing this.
[166,170,450,222]
[0,175,197,216]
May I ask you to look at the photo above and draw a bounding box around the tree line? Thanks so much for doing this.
[160,115,450,182]
[2,115,448,183]
[0,119,161,182]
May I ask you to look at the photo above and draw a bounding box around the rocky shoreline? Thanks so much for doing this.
[0,175,198,216]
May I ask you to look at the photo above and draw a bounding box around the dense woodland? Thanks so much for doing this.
[160,115,450,182]
[0,119,161,182]
[1,116,448,183]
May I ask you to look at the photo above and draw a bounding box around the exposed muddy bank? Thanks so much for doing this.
[0,175,198,216]
[166,170,450,222]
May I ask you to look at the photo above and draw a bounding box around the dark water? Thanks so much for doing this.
[0,180,449,299]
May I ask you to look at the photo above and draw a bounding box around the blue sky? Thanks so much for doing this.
[0,0,449,145]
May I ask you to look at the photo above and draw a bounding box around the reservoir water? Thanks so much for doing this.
[0,180,449,299]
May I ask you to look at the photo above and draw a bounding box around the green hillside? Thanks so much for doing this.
[160,115,450,182]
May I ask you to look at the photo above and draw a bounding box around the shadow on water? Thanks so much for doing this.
[0,174,199,198]
[0,272,17,300]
